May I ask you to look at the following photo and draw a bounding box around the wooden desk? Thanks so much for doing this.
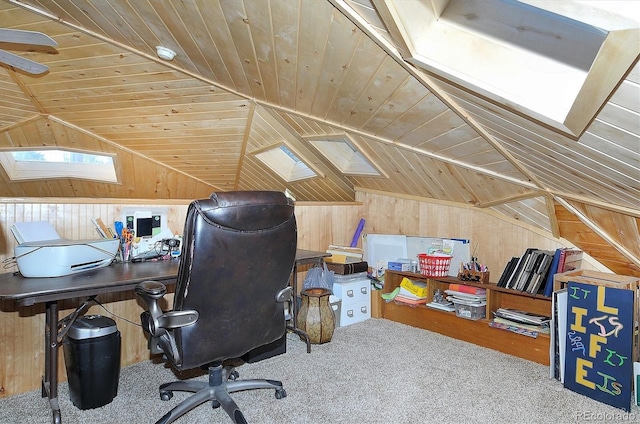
[0,249,328,423]
[0,260,179,424]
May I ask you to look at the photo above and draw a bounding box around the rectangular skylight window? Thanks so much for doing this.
[254,144,317,182]
[387,0,640,137]
[0,149,118,182]
[308,136,383,176]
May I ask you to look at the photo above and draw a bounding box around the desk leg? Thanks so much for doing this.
[288,264,311,353]
[43,301,62,424]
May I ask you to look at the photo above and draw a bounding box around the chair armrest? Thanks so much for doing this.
[276,286,292,303]
[156,310,199,330]
[135,280,199,336]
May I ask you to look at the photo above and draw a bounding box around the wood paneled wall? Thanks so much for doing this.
[357,189,603,275]
[0,197,363,397]
[0,191,602,397]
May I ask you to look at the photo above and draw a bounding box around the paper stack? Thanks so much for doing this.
[393,277,428,305]
[490,308,550,337]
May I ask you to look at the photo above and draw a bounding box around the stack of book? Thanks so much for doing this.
[444,284,487,299]
[489,307,551,338]
[444,284,487,320]
[444,283,486,306]
[496,247,582,296]
[325,244,363,264]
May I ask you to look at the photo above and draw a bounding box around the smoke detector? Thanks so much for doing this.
[155,46,176,61]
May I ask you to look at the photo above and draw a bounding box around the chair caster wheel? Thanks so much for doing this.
[229,370,239,381]
[211,400,220,409]
[160,390,173,401]
[275,388,287,399]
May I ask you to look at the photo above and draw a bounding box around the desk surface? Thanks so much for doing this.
[0,260,180,306]
[0,249,328,306]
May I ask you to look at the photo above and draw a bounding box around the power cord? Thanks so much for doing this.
[92,298,142,328]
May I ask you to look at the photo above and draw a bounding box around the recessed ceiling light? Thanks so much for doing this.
[155,46,176,61]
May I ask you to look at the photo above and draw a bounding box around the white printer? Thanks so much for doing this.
[11,221,119,278]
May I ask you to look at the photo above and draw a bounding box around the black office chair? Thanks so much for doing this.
[135,191,297,424]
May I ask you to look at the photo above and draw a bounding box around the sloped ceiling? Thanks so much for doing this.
[0,0,638,276]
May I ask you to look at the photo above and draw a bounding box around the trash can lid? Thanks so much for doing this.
[68,315,117,339]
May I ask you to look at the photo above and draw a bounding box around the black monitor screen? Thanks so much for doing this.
[136,217,153,237]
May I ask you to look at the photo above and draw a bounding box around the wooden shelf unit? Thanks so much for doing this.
[382,270,552,365]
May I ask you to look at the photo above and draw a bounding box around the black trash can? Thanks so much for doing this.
[63,315,121,410]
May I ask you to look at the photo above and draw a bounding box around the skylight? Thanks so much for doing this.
[254,144,318,182]
[0,149,118,182]
[381,0,640,137]
[307,136,383,176]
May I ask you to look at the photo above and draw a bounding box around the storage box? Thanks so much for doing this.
[450,299,486,321]
[332,277,371,326]
[388,262,411,271]
[553,269,639,292]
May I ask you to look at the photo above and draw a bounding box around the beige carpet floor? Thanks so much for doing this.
[1,318,638,423]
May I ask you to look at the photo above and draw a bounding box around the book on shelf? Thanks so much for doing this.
[542,248,563,297]
[489,320,540,338]
[448,283,486,295]
[505,247,537,289]
[538,248,582,297]
[325,260,368,275]
[559,248,582,273]
[492,316,550,334]
[498,248,562,294]
[426,301,455,312]
[497,257,519,288]
[494,308,550,325]
[525,250,554,294]
[325,245,363,263]
[444,289,486,303]
[515,249,541,291]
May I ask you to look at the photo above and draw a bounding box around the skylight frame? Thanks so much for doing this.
[306,135,386,177]
[253,143,320,182]
[0,148,119,183]
[380,0,640,138]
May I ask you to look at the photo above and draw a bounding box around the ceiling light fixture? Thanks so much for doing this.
[155,46,176,61]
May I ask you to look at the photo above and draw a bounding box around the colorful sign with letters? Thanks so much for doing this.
[564,281,633,411]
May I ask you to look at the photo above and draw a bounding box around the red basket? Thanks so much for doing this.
[417,254,452,277]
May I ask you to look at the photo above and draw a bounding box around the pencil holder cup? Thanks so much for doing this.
[457,270,490,284]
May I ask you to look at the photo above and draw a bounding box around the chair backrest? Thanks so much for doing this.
[172,191,297,370]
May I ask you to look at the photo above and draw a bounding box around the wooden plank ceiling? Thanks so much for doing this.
[0,0,638,275]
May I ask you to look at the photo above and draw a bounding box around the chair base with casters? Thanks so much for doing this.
[154,362,287,424]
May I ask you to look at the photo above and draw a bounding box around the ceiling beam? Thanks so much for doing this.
[555,196,640,269]
[330,0,549,190]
